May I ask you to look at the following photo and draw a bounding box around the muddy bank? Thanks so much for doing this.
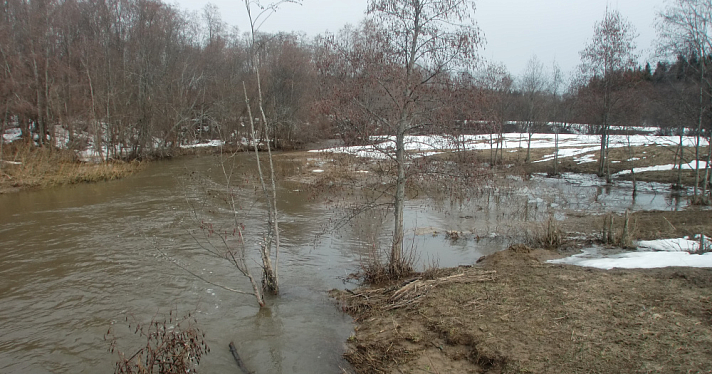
[335,245,712,373]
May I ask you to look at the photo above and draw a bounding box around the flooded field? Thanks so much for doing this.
[0,152,698,373]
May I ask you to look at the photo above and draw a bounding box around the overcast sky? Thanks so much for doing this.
[175,0,668,77]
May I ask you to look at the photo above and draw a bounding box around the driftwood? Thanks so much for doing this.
[229,341,253,374]
[339,269,497,313]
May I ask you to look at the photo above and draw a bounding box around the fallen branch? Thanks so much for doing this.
[229,341,254,374]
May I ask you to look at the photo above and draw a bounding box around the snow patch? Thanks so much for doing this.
[2,128,22,143]
[574,153,596,164]
[614,161,708,176]
[180,140,224,149]
[638,236,711,253]
[549,247,712,269]
[311,133,709,162]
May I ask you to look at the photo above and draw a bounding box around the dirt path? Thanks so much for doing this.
[336,246,712,373]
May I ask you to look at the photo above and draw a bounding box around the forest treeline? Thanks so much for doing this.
[0,0,710,161]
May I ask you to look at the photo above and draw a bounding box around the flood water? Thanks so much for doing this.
[0,153,692,373]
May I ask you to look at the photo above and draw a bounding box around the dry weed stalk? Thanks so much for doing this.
[601,211,636,248]
[359,241,417,284]
[526,215,563,248]
[602,213,615,245]
[106,310,209,374]
[619,209,633,248]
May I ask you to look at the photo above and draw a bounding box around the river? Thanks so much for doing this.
[0,153,690,373]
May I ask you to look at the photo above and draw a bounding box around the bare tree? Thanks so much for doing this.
[579,8,639,182]
[519,55,547,163]
[326,0,482,276]
[548,61,565,176]
[657,0,712,202]
[474,62,514,167]
[241,0,301,293]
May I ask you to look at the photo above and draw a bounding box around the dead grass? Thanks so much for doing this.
[1,144,142,193]
[559,209,712,244]
[525,216,563,249]
[336,245,712,374]
[522,144,710,186]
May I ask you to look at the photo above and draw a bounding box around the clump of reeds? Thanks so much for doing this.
[1,143,141,189]
[602,210,636,248]
[526,215,563,248]
[359,243,416,285]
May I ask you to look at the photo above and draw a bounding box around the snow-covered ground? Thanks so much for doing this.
[614,161,709,176]
[2,128,22,143]
[310,133,709,162]
[549,236,712,269]
[179,139,225,149]
[638,236,711,252]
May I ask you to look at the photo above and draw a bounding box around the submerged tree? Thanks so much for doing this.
[579,9,639,182]
[519,55,548,163]
[657,0,712,202]
[167,1,300,308]
[323,0,482,276]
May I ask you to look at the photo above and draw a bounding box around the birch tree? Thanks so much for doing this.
[657,0,712,202]
[519,55,547,163]
[346,0,482,275]
[579,9,639,181]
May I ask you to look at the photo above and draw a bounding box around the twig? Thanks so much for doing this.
[662,215,676,231]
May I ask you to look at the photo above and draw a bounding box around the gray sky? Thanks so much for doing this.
[175,0,667,76]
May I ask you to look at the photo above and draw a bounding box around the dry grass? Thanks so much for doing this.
[559,209,712,243]
[1,144,142,192]
[354,244,418,286]
[337,245,712,374]
[523,144,711,186]
[525,216,563,249]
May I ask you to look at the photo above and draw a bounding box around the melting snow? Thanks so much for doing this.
[614,161,709,176]
[180,140,224,149]
[2,128,22,143]
[573,153,596,164]
[638,236,711,253]
[549,250,712,269]
[311,133,708,162]
[549,237,712,269]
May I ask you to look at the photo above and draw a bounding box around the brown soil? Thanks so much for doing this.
[336,245,712,374]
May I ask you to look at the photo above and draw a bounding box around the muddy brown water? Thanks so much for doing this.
[0,154,692,373]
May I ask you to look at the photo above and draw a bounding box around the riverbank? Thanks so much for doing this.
[335,244,712,373]
[333,206,712,374]
[0,145,142,194]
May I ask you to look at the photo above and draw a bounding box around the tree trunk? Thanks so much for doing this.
[243,81,278,295]
[694,61,705,199]
[598,127,607,176]
[32,55,44,147]
[525,122,533,163]
[553,125,559,175]
[391,119,406,274]
[702,137,711,201]
[677,131,684,188]
[1,106,6,171]
[256,67,280,293]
